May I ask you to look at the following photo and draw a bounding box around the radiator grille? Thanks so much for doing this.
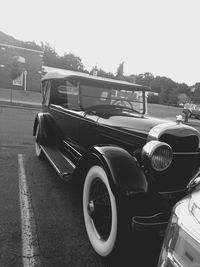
[159,134,199,153]
[153,134,199,191]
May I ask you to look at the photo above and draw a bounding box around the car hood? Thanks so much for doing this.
[98,114,171,139]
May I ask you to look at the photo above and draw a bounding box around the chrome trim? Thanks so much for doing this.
[158,189,187,195]
[142,140,170,158]
[63,140,82,157]
[50,105,85,118]
[168,252,182,267]
[142,140,173,171]
[61,151,76,168]
[173,152,200,155]
[176,115,183,124]
[147,121,200,142]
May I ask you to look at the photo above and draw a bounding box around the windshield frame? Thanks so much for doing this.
[79,83,147,115]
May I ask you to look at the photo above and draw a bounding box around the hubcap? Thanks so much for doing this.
[88,200,95,216]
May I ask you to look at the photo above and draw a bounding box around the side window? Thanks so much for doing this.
[50,80,80,110]
[51,79,68,106]
[65,81,80,110]
[44,81,51,106]
[41,80,48,102]
[42,80,51,106]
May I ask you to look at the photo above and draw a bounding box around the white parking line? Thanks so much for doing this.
[18,154,42,267]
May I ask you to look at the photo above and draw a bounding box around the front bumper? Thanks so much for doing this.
[132,212,169,234]
[131,188,187,235]
[128,189,187,265]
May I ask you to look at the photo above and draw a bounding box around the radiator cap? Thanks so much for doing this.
[176,115,183,124]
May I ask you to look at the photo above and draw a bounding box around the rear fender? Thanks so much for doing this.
[76,145,148,195]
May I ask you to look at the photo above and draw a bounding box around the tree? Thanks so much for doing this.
[136,72,154,86]
[124,74,137,83]
[59,53,84,71]
[177,93,188,104]
[192,83,200,103]
[19,40,42,51]
[147,94,159,104]
[177,83,190,95]
[90,67,115,79]
[116,62,124,80]
[41,42,59,68]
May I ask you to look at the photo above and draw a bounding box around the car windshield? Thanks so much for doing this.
[80,84,146,114]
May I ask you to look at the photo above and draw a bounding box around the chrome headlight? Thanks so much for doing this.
[142,141,173,172]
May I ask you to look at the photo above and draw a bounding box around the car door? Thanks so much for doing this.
[48,79,85,156]
[78,84,108,149]
[79,112,99,150]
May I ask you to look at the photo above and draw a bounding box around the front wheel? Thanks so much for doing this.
[83,165,127,258]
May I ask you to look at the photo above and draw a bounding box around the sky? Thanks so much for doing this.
[0,0,199,86]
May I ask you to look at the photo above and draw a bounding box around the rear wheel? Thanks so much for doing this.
[83,165,127,258]
[35,123,44,159]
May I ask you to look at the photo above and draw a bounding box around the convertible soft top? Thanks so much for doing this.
[42,69,151,91]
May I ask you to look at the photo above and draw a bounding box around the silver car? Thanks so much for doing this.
[158,175,200,267]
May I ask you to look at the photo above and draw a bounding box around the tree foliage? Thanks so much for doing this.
[59,53,84,71]
[192,83,200,103]
[116,62,124,80]
[135,73,191,105]
[40,42,85,72]
[136,72,154,86]
[90,67,115,79]
[41,42,59,68]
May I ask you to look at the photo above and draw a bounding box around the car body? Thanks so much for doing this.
[33,69,200,261]
[183,102,200,119]
[158,174,200,267]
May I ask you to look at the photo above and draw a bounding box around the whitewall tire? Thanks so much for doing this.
[83,165,118,257]
[35,124,44,159]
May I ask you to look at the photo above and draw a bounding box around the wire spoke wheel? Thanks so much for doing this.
[83,166,118,257]
[88,178,112,240]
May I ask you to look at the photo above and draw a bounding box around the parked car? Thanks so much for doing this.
[183,102,200,119]
[157,173,200,267]
[33,69,200,260]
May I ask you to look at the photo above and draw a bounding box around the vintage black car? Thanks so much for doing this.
[33,69,200,260]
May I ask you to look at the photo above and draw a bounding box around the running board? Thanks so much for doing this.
[41,145,75,181]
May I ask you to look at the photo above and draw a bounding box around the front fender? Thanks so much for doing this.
[33,112,47,144]
[77,145,148,195]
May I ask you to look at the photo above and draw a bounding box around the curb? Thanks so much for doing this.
[0,100,41,110]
